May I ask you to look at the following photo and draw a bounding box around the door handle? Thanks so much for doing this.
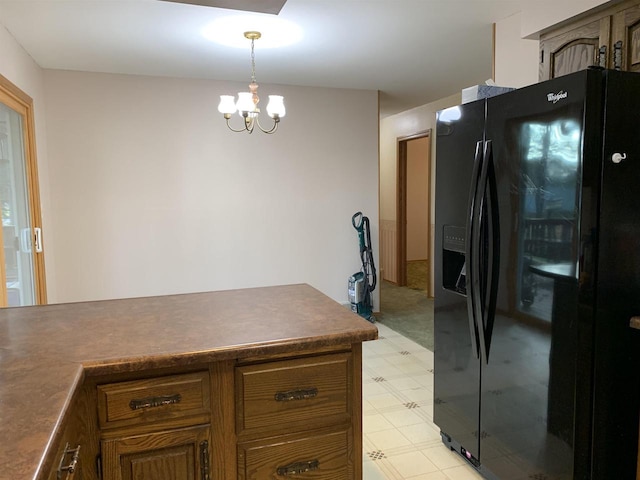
[20,228,32,253]
[472,141,488,359]
[34,227,43,253]
[476,140,500,364]
[465,140,484,360]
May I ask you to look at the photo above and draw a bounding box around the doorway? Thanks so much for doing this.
[397,131,431,294]
[0,74,46,306]
[377,130,434,351]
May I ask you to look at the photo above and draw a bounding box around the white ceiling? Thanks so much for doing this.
[0,0,524,117]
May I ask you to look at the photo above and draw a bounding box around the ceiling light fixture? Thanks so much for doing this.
[202,16,302,48]
[218,31,285,134]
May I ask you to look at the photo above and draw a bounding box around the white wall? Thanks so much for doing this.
[379,94,459,222]
[521,0,609,38]
[494,12,540,88]
[42,70,379,305]
[0,23,57,301]
[2,0,605,308]
[379,93,460,294]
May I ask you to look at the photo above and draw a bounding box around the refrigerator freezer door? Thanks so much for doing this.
[434,100,486,463]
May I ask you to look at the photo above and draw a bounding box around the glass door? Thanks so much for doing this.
[0,75,46,306]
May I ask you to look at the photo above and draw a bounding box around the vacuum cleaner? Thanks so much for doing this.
[349,212,377,323]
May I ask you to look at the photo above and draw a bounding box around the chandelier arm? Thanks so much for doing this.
[225,116,251,133]
[245,117,255,133]
[255,116,279,134]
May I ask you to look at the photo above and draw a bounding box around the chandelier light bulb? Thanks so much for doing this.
[266,95,285,118]
[236,92,256,116]
[218,95,237,115]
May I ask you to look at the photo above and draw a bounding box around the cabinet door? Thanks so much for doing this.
[612,3,640,71]
[101,425,211,480]
[540,17,611,80]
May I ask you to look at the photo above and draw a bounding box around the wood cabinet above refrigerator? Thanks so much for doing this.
[539,0,640,81]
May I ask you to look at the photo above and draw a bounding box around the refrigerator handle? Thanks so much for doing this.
[476,140,500,364]
[465,140,483,360]
[472,141,488,361]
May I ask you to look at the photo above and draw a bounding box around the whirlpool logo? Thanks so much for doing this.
[547,90,568,104]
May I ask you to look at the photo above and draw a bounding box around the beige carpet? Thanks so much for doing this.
[377,276,434,351]
[406,260,429,292]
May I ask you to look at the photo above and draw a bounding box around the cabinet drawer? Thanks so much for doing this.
[97,372,210,429]
[236,353,351,436]
[238,428,351,480]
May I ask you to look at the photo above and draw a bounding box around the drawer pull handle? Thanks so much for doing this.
[276,459,320,476]
[129,393,182,410]
[274,387,318,402]
[57,443,81,479]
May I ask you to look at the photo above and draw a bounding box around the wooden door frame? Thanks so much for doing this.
[0,73,47,305]
[396,129,431,289]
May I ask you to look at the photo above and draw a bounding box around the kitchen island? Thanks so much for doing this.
[0,284,377,480]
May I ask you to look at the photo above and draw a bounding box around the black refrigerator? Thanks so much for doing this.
[434,68,640,480]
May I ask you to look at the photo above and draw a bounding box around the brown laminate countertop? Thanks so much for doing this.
[0,283,378,480]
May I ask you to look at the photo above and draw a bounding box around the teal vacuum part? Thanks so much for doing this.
[349,212,377,323]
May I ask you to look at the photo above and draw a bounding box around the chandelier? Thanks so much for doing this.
[218,31,285,134]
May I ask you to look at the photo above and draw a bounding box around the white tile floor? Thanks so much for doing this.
[362,323,484,480]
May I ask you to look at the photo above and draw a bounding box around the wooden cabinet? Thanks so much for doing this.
[97,372,210,429]
[235,349,362,480]
[612,2,640,72]
[235,352,351,436]
[238,428,351,479]
[101,425,211,480]
[97,372,212,480]
[1,285,377,480]
[54,346,363,480]
[540,17,609,81]
[539,0,640,80]
[46,386,96,480]
[48,428,84,480]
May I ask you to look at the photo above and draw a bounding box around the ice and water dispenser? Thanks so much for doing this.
[442,225,467,295]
